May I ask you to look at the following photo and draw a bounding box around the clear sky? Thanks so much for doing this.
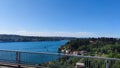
[0,0,120,37]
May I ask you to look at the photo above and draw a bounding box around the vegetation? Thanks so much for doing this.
[0,34,75,42]
[1,35,120,67]
[59,37,120,58]
[44,37,120,68]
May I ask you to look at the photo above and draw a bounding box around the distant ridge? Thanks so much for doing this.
[0,34,76,42]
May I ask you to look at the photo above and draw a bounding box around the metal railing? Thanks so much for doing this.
[0,50,120,68]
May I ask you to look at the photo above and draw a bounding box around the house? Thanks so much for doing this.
[65,49,70,54]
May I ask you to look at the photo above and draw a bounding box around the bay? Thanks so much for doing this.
[0,40,67,53]
[0,40,68,65]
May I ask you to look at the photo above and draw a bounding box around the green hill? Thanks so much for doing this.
[59,37,120,58]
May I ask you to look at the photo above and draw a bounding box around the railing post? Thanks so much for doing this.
[105,60,109,68]
[16,51,20,64]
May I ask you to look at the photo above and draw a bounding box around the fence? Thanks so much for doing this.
[0,50,120,68]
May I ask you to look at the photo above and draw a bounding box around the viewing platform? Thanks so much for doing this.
[0,50,120,68]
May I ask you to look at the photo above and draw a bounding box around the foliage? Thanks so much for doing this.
[59,37,120,58]
[38,37,120,68]
[54,37,120,68]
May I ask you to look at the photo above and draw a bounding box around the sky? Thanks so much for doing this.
[0,0,120,37]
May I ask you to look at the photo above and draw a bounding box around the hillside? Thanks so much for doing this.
[59,37,120,58]
[0,34,75,42]
[41,37,120,68]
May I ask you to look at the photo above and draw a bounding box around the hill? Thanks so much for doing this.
[0,34,75,42]
[59,37,120,58]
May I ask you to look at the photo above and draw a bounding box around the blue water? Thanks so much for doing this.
[0,40,67,53]
[0,40,68,65]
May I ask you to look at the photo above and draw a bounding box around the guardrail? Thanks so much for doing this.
[0,50,120,68]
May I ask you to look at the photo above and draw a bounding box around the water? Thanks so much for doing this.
[0,40,67,53]
[0,40,68,64]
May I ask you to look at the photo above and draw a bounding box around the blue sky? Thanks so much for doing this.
[0,0,120,37]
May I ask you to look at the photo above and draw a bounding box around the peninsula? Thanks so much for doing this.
[59,37,120,58]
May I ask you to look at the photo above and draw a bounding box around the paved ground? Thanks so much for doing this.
[0,62,50,68]
[0,65,50,68]
[0,62,36,68]
[0,66,13,68]
[0,66,40,68]
[0,66,49,68]
[0,66,31,68]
